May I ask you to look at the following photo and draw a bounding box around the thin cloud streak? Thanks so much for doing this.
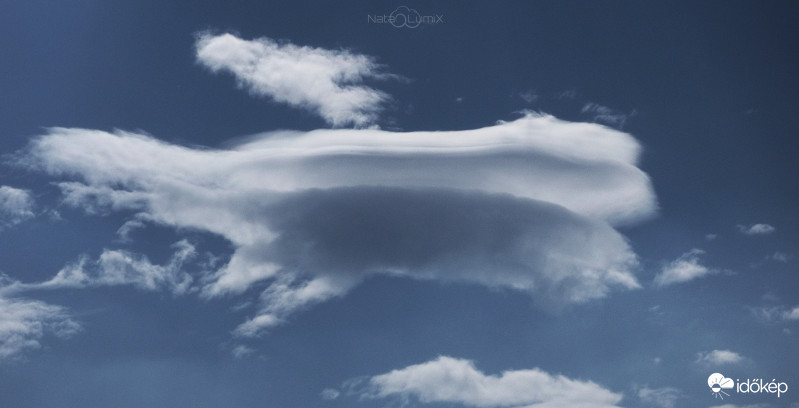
[695,349,743,365]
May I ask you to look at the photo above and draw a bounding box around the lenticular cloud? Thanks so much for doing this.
[19,114,657,336]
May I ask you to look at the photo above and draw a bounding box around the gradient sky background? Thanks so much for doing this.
[1,1,798,407]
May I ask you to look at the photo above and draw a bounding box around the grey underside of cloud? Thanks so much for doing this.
[260,186,637,297]
[12,115,657,338]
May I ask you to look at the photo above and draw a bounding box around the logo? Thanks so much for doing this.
[367,6,444,28]
[708,373,734,400]
[707,373,788,400]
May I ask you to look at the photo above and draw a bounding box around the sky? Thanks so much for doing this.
[1,1,798,407]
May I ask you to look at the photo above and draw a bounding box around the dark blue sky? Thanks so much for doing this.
[1,1,798,407]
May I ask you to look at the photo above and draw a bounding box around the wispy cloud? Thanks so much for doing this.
[350,355,623,408]
[581,102,634,128]
[195,33,390,127]
[518,89,538,103]
[766,252,791,263]
[231,344,254,359]
[737,223,775,235]
[751,304,799,323]
[34,240,199,294]
[556,89,577,100]
[17,114,657,337]
[695,349,743,365]
[654,249,713,287]
[0,296,80,361]
[0,186,35,230]
[320,388,340,400]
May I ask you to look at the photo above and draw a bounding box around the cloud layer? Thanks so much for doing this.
[196,33,389,127]
[17,114,657,336]
[354,355,623,408]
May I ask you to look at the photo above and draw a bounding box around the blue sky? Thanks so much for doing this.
[1,1,798,407]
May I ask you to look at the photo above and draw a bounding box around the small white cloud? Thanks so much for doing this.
[232,314,283,338]
[195,33,390,127]
[705,234,718,241]
[0,186,35,230]
[0,296,80,361]
[654,249,713,287]
[636,386,681,408]
[737,223,775,235]
[320,388,340,400]
[785,306,799,320]
[231,344,254,359]
[767,252,790,263]
[696,350,743,365]
[353,356,623,408]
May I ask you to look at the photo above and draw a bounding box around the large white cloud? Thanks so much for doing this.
[0,295,80,361]
[196,33,389,127]
[353,355,623,408]
[17,114,656,336]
